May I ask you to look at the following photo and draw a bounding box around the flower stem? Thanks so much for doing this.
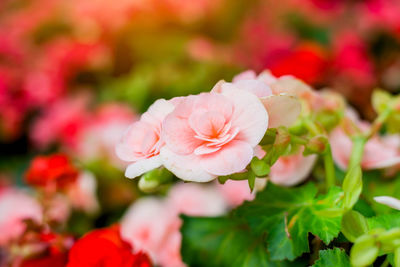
[324,145,335,188]
[348,136,367,171]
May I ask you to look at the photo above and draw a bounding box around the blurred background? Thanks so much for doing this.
[1,0,400,236]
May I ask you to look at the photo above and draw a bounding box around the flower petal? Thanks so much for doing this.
[221,88,269,146]
[270,152,317,186]
[125,156,163,179]
[261,94,301,128]
[160,147,216,182]
[374,196,400,210]
[200,140,253,176]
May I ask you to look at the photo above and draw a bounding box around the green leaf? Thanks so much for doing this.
[235,183,343,260]
[342,166,362,210]
[350,235,379,267]
[312,248,350,267]
[341,211,369,242]
[250,158,270,177]
[367,213,400,230]
[180,216,290,267]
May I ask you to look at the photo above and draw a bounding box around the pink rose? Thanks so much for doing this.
[116,99,175,178]
[330,115,400,170]
[0,189,42,245]
[160,89,269,182]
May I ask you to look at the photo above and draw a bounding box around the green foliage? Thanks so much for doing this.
[342,166,362,210]
[312,248,350,267]
[236,183,343,260]
[341,211,369,242]
[180,216,287,267]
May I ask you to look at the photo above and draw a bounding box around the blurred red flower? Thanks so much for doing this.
[25,154,79,189]
[269,43,328,85]
[67,225,151,267]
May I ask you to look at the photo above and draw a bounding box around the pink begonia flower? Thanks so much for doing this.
[212,71,301,128]
[121,183,226,267]
[31,94,91,149]
[332,32,375,88]
[160,88,269,182]
[330,114,400,170]
[66,172,99,214]
[256,145,316,187]
[46,194,71,224]
[374,196,400,210]
[0,189,42,245]
[270,149,317,186]
[76,103,137,169]
[116,99,175,178]
[216,180,254,207]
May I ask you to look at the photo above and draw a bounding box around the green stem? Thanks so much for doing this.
[303,118,321,135]
[290,134,308,145]
[324,145,335,188]
[348,136,367,170]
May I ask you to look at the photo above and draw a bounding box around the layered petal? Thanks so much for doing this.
[125,156,163,179]
[221,87,269,146]
[261,94,301,128]
[200,140,254,176]
[160,147,216,182]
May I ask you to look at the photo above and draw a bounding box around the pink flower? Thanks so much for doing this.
[0,189,42,245]
[160,89,269,182]
[332,32,375,88]
[75,103,137,168]
[216,180,254,206]
[116,99,175,178]
[121,183,226,267]
[30,94,91,149]
[330,115,400,170]
[66,172,99,214]
[269,148,317,186]
[213,70,302,128]
[166,183,227,216]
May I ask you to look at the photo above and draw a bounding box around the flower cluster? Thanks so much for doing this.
[116,71,303,182]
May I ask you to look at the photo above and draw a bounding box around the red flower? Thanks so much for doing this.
[21,252,68,267]
[25,154,78,189]
[67,226,152,267]
[269,43,328,85]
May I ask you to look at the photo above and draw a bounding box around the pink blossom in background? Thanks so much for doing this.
[269,148,317,186]
[75,103,137,168]
[116,99,175,178]
[23,40,110,108]
[0,189,42,245]
[121,183,226,267]
[30,94,91,149]
[66,172,99,214]
[216,180,254,207]
[332,32,375,88]
[360,0,400,36]
[161,89,268,182]
[330,115,400,170]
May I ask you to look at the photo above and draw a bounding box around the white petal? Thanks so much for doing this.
[125,156,163,179]
[374,196,400,210]
[261,94,301,128]
[160,147,216,182]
